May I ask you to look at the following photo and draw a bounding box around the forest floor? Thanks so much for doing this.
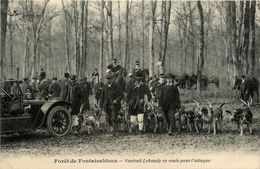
[0,89,260,162]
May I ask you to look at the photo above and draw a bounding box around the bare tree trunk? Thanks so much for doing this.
[99,0,105,79]
[48,22,54,77]
[141,0,145,68]
[61,0,71,74]
[108,1,113,60]
[149,0,157,77]
[31,0,49,78]
[84,0,88,76]
[249,1,256,76]
[230,1,241,80]
[1,0,8,78]
[79,0,85,78]
[197,0,204,92]
[242,1,250,74]
[73,0,80,76]
[123,0,129,68]
[8,14,14,76]
[118,1,122,60]
[188,2,195,74]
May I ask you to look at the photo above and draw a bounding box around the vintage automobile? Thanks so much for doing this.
[0,80,72,137]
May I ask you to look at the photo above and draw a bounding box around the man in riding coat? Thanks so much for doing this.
[126,71,152,134]
[159,73,181,135]
[151,73,166,101]
[107,58,122,73]
[67,75,81,115]
[132,61,145,81]
[79,77,91,113]
[59,73,71,101]
[101,72,124,136]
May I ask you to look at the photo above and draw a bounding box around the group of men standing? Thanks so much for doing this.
[18,70,92,115]
[101,58,181,136]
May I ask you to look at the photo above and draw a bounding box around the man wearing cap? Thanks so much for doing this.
[106,58,122,73]
[159,73,181,135]
[48,77,61,98]
[67,75,81,114]
[31,76,39,98]
[126,73,135,91]
[132,61,145,82]
[126,71,152,134]
[151,74,166,101]
[20,77,33,99]
[59,73,71,101]
[101,72,124,136]
[38,72,51,100]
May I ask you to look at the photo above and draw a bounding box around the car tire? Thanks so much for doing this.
[47,106,72,137]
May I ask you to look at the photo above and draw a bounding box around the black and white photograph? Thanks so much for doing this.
[0,0,259,169]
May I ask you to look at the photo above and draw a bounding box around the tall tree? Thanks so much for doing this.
[249,0,256,76]
[197,0,204,92]
[123,0,129,68]
[149,0,157,77]
[73,0,80,75]
[61,0,71,74]
[1,0,9,78]
[106,0,113,60]
[99,0,105,79]
[31,0,50,78]
[140,0,145,68]
[118,1,122,60]
[79,0,86,78]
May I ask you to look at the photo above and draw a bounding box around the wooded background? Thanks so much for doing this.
[1,0,260,89]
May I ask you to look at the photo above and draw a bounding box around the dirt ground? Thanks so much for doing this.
[0,92,260,159]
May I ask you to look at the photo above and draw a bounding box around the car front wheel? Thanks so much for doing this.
[47,106,72,137]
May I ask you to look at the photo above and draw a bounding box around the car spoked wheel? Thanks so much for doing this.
[47,106,72,137]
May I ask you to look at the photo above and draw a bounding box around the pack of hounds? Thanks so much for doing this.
[72,99,253,136]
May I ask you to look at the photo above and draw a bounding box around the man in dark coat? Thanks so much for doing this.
[132,61,145,82]
[126,71,152,134]
[151,74,165,101]
[94,79,104,107]
[48,77,61,98]
[79,77,91,113]
[20,77,33,99]
[38,73,50,100]
[67,75,81,115]
[101,72,124,136]
[107,58,122,73]
[59,73,71,101]
[31,76,39,99]
[159,73,181,135]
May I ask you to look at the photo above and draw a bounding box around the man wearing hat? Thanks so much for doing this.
[31,76,39,98]
[38,72,51,100]
[126,71,152,134]
[132,61,145,82]
[159,73,181,135]
[101,72,124,136]
[20,77,33,99]
[59,73,71,101]
[67,75,81,114]
[107,58,122,73]
[48,77,61,98]
[151,74,166,101]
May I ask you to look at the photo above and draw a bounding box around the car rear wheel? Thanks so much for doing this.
[47,106,71,137]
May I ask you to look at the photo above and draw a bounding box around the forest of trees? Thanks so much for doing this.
[1,0,260,90]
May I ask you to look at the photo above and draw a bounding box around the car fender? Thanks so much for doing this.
[40,99,71,115]
[39,99,71,127]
